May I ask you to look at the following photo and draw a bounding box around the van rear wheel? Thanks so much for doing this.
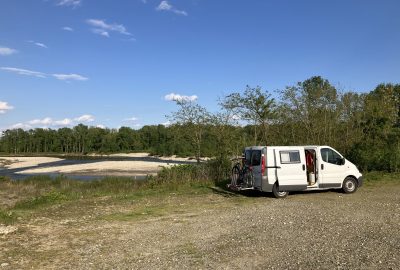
[272,182,288,198]
[342,177,358,194]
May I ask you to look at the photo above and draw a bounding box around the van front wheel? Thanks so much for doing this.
[272,183,288,198]
[342,177,358,194]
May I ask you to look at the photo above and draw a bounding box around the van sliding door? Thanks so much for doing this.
[275,148,307,191]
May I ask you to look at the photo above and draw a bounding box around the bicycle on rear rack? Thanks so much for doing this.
[230,158,254,190]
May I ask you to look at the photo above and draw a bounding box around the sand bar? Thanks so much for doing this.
[0,157,63,169]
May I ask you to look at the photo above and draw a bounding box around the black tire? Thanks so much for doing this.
[243,170,253,187]
[272,182,288,198]
[342,177,358,194]
[231,165,240,185]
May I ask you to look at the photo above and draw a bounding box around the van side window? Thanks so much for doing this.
[280,151,301,164]
[321,148,343,165]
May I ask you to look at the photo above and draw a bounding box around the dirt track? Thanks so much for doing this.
[1,183,399,269]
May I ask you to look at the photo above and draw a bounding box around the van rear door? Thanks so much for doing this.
[251,148,264,189]
[244,147,263,189]
[275,148,307,191]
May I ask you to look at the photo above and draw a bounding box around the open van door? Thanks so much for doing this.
[275,148,307,191]
[319,147,347,188]
[244,147,263,189]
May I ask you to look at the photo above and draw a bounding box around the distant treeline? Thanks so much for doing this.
[1,76,399,172]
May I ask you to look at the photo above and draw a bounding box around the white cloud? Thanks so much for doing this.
[96,124,106,129]
[86,19,131,36]
[57,0,81,8]
[62,26,74,32]
[10,123,32,130]
[124,117,138,121]
[74,114,94,123]
[7,114,97,130]
[0,47,18,56]
[92,28,110,37]
[28,41,48,49]
[164,93,198,102]
[161,120,171,126]
[28,117,53,125]
[0,101,14,114]
[52,73,89,81]
[156,1,188,16]
[0,67,47,78]
[54,118,73,126]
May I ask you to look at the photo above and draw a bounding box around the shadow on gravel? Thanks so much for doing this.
[212,177,347,199]
[211,185,344,199]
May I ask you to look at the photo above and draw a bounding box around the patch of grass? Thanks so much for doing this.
[14,191,71,210]
[1,166,216,215]
[0,175,11,182]
[364,171,400,185]
[0,209,16,225]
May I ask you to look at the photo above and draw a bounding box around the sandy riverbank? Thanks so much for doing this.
[15,160,173,175]
[0,157,63,169]
[0,154,193,176]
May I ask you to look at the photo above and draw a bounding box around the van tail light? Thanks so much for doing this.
[261,154,265,175]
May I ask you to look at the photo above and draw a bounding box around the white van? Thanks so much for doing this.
[229,146,363,198]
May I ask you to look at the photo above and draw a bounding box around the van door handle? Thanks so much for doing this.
[321,164,324,170]
[302,164,305,171]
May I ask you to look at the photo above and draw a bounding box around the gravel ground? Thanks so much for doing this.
[1,183,399,269]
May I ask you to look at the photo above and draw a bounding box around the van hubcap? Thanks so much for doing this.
[346,181,355,191]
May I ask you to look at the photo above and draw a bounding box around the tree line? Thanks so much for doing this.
[1,76,399,172]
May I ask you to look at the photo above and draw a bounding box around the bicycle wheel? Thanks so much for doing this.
[244,169,254,187]
[231,165,240,186]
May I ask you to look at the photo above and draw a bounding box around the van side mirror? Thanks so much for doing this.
[340,158,345,165]
[336,157,345,165]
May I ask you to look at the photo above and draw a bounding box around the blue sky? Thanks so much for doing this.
[1,0,400,130]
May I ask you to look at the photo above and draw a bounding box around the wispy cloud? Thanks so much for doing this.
[57,0,81,8]
[156,1,188,16]
[62,26,74,32]
[0,47,18,56]
[86,19,132,37]
[1,67,88,81]
[0,67,47,78]
[0,101,14,114]
[28,40,48,49]
[91,28,110,37]
[124,117,138,121]
[165,93,198,102]
[52,73,89,81]
[74,114,94,123]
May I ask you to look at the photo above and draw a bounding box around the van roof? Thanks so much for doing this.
[244,145,329,149]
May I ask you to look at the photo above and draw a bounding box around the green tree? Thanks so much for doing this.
[169,100,210,162]
[222,86,276,145]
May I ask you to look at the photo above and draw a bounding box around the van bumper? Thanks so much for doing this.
[357,176,364,187]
